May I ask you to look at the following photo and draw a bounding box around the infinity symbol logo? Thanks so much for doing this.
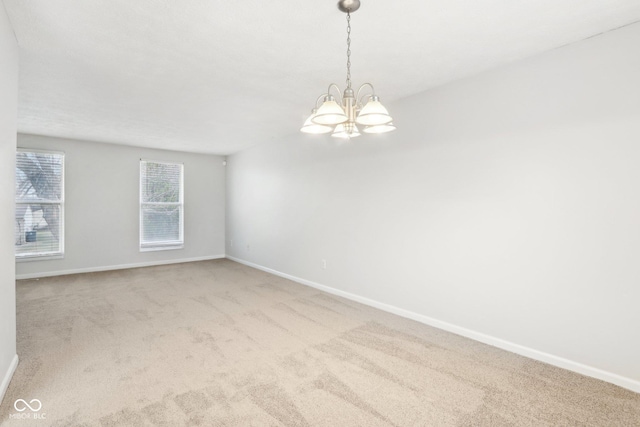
[14,399,42,412]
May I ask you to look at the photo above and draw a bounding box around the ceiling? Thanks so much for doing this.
[4,0,640,155]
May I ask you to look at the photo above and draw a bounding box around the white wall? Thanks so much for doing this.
[0,1,18,404]
[17,134,225,278]
[226,22,640,391]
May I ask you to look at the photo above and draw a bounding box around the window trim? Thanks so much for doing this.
[139,159,184,252]
[15,148,65,261]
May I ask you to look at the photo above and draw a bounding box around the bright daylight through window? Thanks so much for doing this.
[15,150,65,259]
[140,160,184,251]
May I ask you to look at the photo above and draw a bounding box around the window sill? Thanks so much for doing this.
[16,254,64,263]
[140,245,184,253]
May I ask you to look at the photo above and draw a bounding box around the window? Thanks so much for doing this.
[140,160,184,251]
[15,150,65,260]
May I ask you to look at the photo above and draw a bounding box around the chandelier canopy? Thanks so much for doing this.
[301,0,396,138]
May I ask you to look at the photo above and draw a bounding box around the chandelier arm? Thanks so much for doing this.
[314,94,327,109]
[327,83,344,104]
[356,83,376,107]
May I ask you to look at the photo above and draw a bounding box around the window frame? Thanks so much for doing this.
[139,159,184,252]
[15,148,65,261]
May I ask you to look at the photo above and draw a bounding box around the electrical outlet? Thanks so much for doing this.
[322,259,327,269]
[247,245,250,252]
[230,239,233,247]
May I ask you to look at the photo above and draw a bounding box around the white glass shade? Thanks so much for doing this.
[331,123,360,139]
[362,122,396,134]
[355,99,393,126]
[300,112,333,134]
[312,99,348,125]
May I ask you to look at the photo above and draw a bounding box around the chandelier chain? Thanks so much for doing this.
[346,11,352,89]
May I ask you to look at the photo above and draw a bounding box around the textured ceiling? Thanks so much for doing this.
[4,0,640,155]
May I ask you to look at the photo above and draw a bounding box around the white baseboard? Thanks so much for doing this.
[0,354,19,406]
[16,255,226,280]
[226,256,640,394]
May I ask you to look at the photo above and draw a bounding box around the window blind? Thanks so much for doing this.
[140,160,184,251]
[15,150,65,259]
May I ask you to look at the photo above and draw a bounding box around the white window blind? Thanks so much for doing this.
[15,150,65,259]
[140,160,184,251]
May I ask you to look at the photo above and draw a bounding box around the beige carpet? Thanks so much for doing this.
[1,259,638,426]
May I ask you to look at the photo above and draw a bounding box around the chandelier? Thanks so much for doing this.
[301,0,396,138]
